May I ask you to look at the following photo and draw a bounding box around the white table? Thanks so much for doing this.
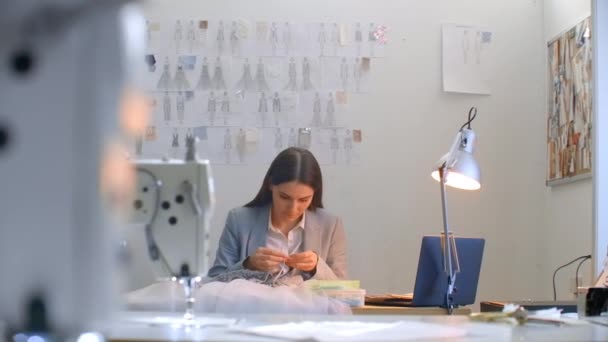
[105,311,608,341]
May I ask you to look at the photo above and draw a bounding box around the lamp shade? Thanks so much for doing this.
[431,128,481,190]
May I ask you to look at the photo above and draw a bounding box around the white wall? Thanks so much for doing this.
[142,0,550,306]
[541,0,593,300]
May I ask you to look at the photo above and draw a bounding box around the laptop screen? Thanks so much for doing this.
[412,236,485,307]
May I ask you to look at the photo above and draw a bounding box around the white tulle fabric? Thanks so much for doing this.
[126,279,351,315]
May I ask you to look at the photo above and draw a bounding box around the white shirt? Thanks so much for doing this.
[266,210,305,274]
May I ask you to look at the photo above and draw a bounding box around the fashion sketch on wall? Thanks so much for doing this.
[138,17,385,165]
[546,16,592,184]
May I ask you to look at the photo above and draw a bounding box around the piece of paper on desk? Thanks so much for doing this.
[231,321,467,341]
[123,314,237,328]
[471,303,583,326]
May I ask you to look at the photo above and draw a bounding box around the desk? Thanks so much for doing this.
[107,311,608,341]
[352,305,471,315]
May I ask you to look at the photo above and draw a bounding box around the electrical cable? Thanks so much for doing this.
[552,255,592,301]
[459,106,477,131]
[575,256,592,294]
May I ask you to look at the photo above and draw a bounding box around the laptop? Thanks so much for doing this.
[366,236,485,307]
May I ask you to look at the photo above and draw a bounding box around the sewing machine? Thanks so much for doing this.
[125,147,215,319]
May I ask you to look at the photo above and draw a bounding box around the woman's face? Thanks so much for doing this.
[270,181,314,221]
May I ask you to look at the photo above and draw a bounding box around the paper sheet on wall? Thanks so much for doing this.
[321,57,371,93]
[442,23,492,95]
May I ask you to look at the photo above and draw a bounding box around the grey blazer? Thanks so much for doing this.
[208,205,348,280]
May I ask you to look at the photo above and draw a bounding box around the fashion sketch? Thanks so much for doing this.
[340,57,348,90]
[255,58,270,92]
[221,91,230,125]
[272,92,281,126]
[462,29,470,64]
[235,58,255,94]
[288,128,297,148]
[176,91,185,123]
[324,92,336,127]
[174,20,183,54]
[186,20,196,53]
[353,57,362,92]
[236,128,246,163]
[368,22,376,57]
[311,92,322,127]
[230,21,239,55]
[343,129,353,163]
[212,57,227,90]
[207,91,217,126]
[270,22,279,55]
[162,91,171,123]
[216,20,225,54]
[170,129,180,159]
[258,92,269,126]
[173,64,191,90]
[135,135,143,156]
[196,56,212,90]
[223,128,232,164]
[184,129,195,160]
[157,57,172,90]
[354,22,363,56]
[330,23,340,56]
[301,57,314,90]
[283,22,292,55]
[318,23,327,56]
[330,129,339,164]
[145,19,152,45]
[199,20,209,46]
[284,57,297,91]
[273,128,284,153]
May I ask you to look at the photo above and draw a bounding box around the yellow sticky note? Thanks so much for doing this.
[245,128,259,143]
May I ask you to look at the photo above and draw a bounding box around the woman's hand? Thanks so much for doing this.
[245,247,287,272]
[285,250,318,272]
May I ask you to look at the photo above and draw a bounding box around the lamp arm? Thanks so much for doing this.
[438,166,457,314]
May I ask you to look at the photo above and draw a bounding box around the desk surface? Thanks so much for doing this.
[352,305,471,315]
[107,311,608,341]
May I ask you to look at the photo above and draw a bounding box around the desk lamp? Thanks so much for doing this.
[431,107,481,314]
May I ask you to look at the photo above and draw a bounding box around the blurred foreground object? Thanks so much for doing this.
[0,0,146,339]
